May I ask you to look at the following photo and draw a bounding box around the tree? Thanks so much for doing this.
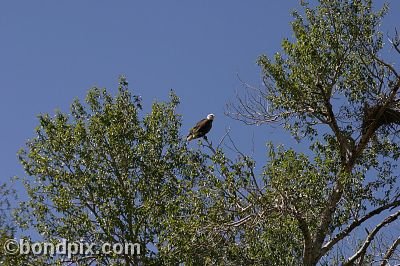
[227,0,400,264]
[17,77,214,265]
[0,183,16,264]
[18,77,262,265]
[17,77,287,265]
[0,183,42,265]
[16,0,400,265]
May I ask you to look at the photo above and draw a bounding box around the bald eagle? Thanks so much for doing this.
[186,114,215,141]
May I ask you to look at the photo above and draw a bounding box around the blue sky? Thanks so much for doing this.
[0,1,399,212]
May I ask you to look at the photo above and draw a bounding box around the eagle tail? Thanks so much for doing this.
[186,135,194,141]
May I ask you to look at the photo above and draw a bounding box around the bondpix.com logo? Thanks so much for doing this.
[3,238,141,258]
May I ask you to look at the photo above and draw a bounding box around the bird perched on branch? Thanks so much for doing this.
[186,114,215,141]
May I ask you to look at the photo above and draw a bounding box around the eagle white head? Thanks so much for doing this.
[207,114,215,120]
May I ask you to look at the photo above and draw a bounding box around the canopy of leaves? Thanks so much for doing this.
[14,0,400,265]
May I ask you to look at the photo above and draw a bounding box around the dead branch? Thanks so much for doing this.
[322,199,400,254]
[381,236,400,266]
[344,210,400,266]
[224,214,254,227]
[388,27,400,55]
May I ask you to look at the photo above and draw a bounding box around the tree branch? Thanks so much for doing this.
[350,78,400,168]
[344,210,400,266]
[380,236,400,266]
[293,209,313,265]
[388,28,400,55]
[322,200,400,254]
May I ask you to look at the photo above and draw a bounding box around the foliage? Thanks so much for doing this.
[227,0,400,265]
[17,77,197,264]
[12,0,400,265]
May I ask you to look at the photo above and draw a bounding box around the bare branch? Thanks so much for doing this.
[388,27,400,55]
[322,199,400,254]
[202,137,216,154]
[361,40,399,78]
[225,76,290,125]
[381,236,400,266]
[216,127,231,149]
[344,210,400,266]
[224,214,254,227]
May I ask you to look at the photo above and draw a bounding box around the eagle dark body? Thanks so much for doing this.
[186,114,214,141]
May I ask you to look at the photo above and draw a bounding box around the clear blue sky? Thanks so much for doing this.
[0,1,399,206]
